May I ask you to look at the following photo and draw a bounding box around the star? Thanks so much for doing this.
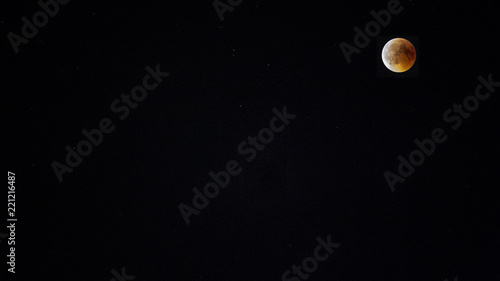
[0,233,7,243]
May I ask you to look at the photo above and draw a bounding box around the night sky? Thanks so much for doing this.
[2,0,499,280]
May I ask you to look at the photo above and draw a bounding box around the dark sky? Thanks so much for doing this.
[2,1,499,280]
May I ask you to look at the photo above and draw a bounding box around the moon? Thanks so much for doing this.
[381,38,416,73]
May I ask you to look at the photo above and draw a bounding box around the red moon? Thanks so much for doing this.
[382,38,416,73]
